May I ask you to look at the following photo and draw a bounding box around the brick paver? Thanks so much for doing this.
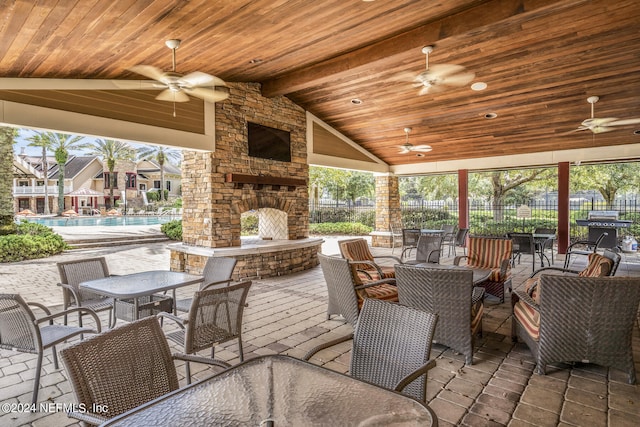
[0,237,639,426]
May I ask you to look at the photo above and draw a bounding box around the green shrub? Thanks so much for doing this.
[241,213,259,236]
[0,221,67,262]
[161,220,182,241]
[309,222,372,235]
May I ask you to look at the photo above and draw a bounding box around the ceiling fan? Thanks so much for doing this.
[398,127,432,155]
[401,46,475,96]
[569,96,640,134]
[128,39,229,115]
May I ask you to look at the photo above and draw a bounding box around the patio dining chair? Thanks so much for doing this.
[389,222,403,255]
[454,236,512,302]
[512,275,640,383]
[563,231,607,269]
[534,227,556,264]
[400,228,422,259]
[159,280,252,383]
[507,232,538,273]
[0,294,101,405]
[442,227,469,257]
[306,298,438,402]
[61,316,230,425]
[57,257,115,328]
[404,234,443,265]
[395,265,484,365]
[338,238,403,280]
[174,256,238,313]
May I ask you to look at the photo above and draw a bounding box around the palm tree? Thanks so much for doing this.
[137,145,181,202]
[85,139,135,201]
[34,132,87,214]
[0,127,18,227]
[26,133,52,215]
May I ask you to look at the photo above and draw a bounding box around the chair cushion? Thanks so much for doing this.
[356,284,398,308]
[513,300,540,341]
[523,277,540,304]
[340,239,375,262]
[467,237,512,280]
[471,302,484,333]
[578,253,613,277]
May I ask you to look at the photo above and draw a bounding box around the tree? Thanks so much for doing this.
[85,139,135,201]
[475,168,554,221]
[0,127,18,227]
[33,132,87,214]
[570,162,640,208]
[25,133,52,214]
[137,145,181,202]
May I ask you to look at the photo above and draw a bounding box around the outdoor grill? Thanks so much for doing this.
[575,210,632,249]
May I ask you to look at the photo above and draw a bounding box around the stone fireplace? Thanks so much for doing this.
[169,82,322,280]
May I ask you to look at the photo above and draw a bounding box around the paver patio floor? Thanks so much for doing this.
[1,236,638,426]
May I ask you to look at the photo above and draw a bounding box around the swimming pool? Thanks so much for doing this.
[21,215,178,227]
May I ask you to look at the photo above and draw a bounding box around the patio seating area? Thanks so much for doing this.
[1,238,639,426]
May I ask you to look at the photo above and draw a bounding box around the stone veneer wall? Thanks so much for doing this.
[176,82,317,278]
[372,174,401,247]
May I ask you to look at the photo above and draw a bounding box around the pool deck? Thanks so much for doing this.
[1,233,639,426]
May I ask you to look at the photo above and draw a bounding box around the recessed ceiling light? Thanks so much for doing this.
[471,82,487,91]
[484,112,498,119]
[350,98,363,105]
[634,130,640,135]
[249,58,262,64]
[416,153,425,157]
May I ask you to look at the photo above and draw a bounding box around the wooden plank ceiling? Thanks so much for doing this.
[0,0,639,169]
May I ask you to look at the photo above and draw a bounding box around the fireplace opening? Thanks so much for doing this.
[241,208,289,242]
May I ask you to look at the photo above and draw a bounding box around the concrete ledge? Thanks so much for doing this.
[168,237,324,257]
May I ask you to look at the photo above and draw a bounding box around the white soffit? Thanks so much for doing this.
[391,143,640,175]
[0,100,215,152]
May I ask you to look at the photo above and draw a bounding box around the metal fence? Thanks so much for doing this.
[309,198,640,241]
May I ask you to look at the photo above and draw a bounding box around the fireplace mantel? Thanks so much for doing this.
[225,173,306,191]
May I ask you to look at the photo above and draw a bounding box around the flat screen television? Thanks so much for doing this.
[247,122,291,162]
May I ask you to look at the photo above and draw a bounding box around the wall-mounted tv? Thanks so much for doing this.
[247,122,291,162]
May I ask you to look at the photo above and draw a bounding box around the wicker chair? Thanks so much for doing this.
[511,275,640,383]
[395,265,484,365]
[443,227,469,257]
[159,280,252,383]
[0,294,101,405]
[404,234,443,265]
[338,238,403,280]
[306,298,438,402]
[507,232,538,273]
[454,236,512,302]
[57,257,115,328]
[390,221,403,254]
[563,231,607,269]
[174,256,237,313]
[61,316,230,425]
[534,227,556,264]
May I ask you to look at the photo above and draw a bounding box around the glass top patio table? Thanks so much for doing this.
[101,355,438,427]
[80,270,203,321]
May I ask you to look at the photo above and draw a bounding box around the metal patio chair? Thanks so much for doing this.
[57,257,115,328]
[306,298,438,402]
[563,231,607,269]
[174,256,237,313]
[507,232,538,273]
[400,228,422,259]
[159,280,252,384]
[404,234,443,265]
[0,294,101,405]
[61,316,230,425]
[443,227,469,257]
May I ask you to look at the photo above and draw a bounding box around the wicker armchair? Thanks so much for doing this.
[511,275,640,383]
[0,294,101,404]
[455,236,512,302]
[395,265,484,365]
[61,316,230,425]
[338,238,403,280]
[159,280,252,383]
[404,234,443,265]
[563,231,607,269]
[174,256,237,313]
[306,298,438,402]
[57,257,115,328]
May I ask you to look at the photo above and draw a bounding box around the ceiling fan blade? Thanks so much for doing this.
[427,64,467,78]
[390,71,420,83]
[440,71,476,86]
[156,89,190,103]
[608,118,640,126]
[129,65,168,83]
[178,71,220,87]
[413,145,433,152]
[398,147,411,154]
[582,117,619,127]
[184,86,230,102]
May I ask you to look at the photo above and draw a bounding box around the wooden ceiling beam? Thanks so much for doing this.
[261,0,583,97]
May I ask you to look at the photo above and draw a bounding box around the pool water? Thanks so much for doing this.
[21,215,178,227]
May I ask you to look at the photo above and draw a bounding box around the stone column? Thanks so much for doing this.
[372,174,401,247]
